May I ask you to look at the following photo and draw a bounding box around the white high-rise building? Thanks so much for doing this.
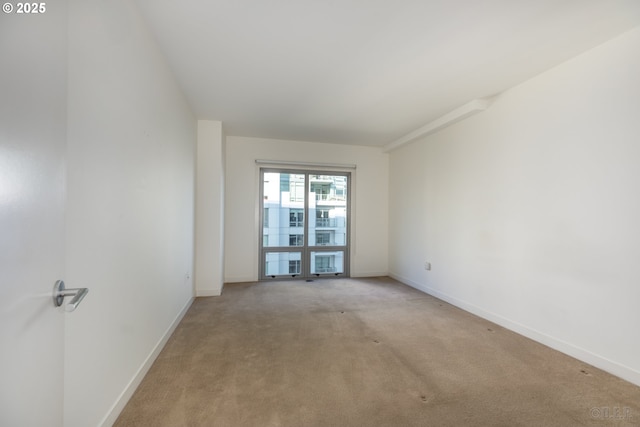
[262,172,347,276]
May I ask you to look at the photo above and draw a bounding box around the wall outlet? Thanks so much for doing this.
[424,262,431,271]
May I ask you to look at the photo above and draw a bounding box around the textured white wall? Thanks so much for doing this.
[389,27,640,386]
[225,136,389,282]
[65,1,196,425]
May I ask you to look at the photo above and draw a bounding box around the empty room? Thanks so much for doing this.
[2,0,640,426]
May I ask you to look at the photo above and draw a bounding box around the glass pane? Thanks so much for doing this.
[263,172,305,247]
[265,252,302,276]
[308,174,347,246]
[310,251,344,275]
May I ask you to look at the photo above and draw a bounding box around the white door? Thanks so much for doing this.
[0,6,68,427]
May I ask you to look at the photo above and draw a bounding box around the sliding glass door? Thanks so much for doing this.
[260,169,350,279]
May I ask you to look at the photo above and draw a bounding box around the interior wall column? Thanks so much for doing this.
[195,120,225,296]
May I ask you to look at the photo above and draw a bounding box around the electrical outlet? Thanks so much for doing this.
[424,262,431,271]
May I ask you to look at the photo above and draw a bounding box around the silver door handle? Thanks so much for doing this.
[53,280,89,312]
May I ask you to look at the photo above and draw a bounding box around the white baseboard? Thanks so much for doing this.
[224,276,257,283]
[99,297,195,427]
[351,271,389,278]
[196,289,222,297]
[389,272,640,387]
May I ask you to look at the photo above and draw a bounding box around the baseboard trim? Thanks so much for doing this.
[196,289,222,297]
[389,272,640,387]
[224,276,257,284]
[351,271,389,278]
[99,296,195,427]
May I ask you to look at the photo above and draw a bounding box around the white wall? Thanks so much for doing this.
[195,120,225,296]
[389,27,640,386]
[225,136,388,282]
[66,1,196,426]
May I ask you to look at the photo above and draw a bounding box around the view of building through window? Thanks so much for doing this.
[261,171,348,278]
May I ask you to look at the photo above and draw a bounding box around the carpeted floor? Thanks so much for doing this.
[114,277,640,426]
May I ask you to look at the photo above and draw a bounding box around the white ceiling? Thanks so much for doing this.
[135,0,640,147]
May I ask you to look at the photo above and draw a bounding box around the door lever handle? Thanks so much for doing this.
[53,280,89,312]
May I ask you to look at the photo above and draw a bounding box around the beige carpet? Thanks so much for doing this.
[114,277,640,426]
